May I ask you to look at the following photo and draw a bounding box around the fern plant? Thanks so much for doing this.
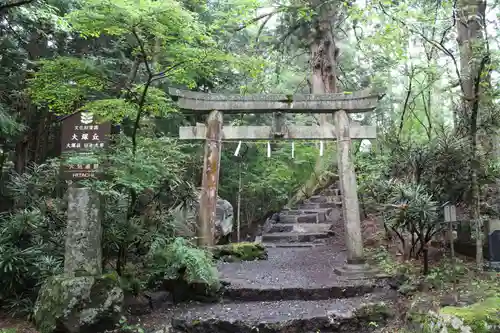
[148,237,219,290]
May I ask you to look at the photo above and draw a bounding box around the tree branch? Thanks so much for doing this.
[378,2,465,98]
[131,28,152,77]
[398,65,414,141]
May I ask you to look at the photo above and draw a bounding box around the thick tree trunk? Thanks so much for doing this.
[456,0,488,269]
[308,2,365,263]
[290,1,339,204]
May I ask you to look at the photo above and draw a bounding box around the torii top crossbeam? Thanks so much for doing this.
[168,88,383,113]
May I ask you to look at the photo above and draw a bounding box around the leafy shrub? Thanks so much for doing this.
[0,208,64,317]
[0,162,65,317]
[147,237,219,291]
[355,132,500,274]
[0,135,209,315]
[357,132,499,216]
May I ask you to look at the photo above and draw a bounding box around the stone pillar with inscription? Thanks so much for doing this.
[60,111,111,276]
[33,112,122,333]
[64,186,103,276]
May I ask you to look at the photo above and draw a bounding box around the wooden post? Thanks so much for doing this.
[237,161,242,243]
[444,204,457,258]
[334,110,364,264]
[198,110,223,247]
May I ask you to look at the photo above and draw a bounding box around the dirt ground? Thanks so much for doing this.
[0,315,38,333]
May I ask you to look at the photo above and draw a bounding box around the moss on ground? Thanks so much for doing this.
[439,297,500,332]
[212,242,268,262]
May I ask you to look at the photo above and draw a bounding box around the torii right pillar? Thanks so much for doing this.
[333,110,378,277]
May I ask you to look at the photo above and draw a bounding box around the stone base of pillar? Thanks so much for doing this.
[333,263,387,279]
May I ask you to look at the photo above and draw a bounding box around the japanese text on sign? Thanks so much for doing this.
[60,112,111,180]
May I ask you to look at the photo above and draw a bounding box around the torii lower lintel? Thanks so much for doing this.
[179,125,376,140]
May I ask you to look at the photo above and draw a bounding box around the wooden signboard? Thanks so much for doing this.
[60,111,111,180]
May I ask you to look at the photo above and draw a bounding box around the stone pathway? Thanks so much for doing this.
[164,246,393,333]
[261,185,343,248]
[138,186,394,333]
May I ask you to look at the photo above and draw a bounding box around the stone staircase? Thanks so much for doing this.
[147,182,394,333]
[167,245,394,333]
[260,184,344,248]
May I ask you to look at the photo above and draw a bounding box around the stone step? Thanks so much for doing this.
[171,293,392,333]
[280,208,333,223]
[322,188,340,196]
[263,242,324,248]
[278,213,319,224]
[262,232,332,243]
[297,202,342,210]
[307,195,328,203]
[269,223,333,234]
[220,281,383,302]
[282,208,332,215]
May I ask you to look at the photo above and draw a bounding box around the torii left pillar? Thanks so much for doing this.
[198,110,223,247]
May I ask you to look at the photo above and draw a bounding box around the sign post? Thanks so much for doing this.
[60,111,110,277]
[444,204,457,258]
[60,111,111,180]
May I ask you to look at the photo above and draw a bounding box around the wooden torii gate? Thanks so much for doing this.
[169,87,383,271]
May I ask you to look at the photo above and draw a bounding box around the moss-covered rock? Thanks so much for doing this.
[212,242,268,262]
[33,273,124,333]
[439,297,500,332]
[416,297,500,333]
[354,301,393,323]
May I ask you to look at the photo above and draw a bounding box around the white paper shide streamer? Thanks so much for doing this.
[234,141,242,156]
[291,142,295,159]
[319,141,324,156]
[267,141,271,158]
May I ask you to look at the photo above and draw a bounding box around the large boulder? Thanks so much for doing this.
[34,273,124,333]
[172,191,233,243]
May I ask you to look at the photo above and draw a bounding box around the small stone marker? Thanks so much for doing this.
[488,219,500,270]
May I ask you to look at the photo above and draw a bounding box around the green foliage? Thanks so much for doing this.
[0,163,65,317]
[117,316,146,333]
[148,237,219,289]
[0,104,25,139]
[83,99,138,120]
[0,132,202,315]
[66,0,201,40]
[424,258,470,289]
[27,57,106,115]
[0,329,17,333]
[384,182,439,234]
[219,141,321,232]
[419,298,500,333]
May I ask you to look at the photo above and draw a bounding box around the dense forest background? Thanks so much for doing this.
[1,0,500,323]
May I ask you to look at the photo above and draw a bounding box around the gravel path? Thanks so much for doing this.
[218,245,370,288]
[168,291,395,333]
[172,293,386,323]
